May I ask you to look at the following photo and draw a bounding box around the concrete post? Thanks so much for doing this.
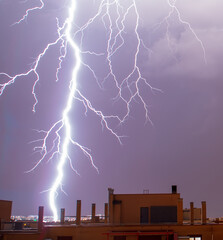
[76,200,81,225]
[60,208,65,224]
[177,198,183,225]
[38,206,44,232]
[91,203,96,223]
[190,202,194,225]
[202,201,207,225]
[104,203,108,223]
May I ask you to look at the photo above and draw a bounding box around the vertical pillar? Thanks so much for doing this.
[177,198,183,225]
[38,206,44,232]
[76,200,81,225]
[91,203,96,223]
[190,202,194,225]
[60,208,65,224]
[108,188,114,224]
[104,203,108,223]
[202,201,207,225]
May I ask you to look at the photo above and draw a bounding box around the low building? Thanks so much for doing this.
[183,208,202,223]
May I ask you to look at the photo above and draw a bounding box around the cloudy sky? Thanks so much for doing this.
[0,0,223,218]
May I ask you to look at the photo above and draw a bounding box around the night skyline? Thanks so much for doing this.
[0,0,223,219]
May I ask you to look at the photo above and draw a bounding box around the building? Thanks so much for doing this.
[1,186,223,240]
[183,208,202,223]
[108,186,183,225]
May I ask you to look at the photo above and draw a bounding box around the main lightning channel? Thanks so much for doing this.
[49,0,80,221]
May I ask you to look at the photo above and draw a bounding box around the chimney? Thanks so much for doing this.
[172,185,177,194]
[202,201,207,225]
[190,202,194,225]
[76,200,81,225]
[108,188,114,195]
[91,203,96,223]
[60,208,65,224]
[38,206,44,232]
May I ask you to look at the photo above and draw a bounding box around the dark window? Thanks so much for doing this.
[150,206,177,223]
[140,207,149,224]
[14,222,23,230]
[139,236,161,240]
[57,237,72,240]
[114,236,126,240]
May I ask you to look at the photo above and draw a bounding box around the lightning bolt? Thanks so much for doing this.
[153,0,206,63]
[0,0,206,221]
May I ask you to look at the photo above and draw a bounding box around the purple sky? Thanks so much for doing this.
[0,0,223,218]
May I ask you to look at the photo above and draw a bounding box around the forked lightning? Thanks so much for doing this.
[0,0,206,221]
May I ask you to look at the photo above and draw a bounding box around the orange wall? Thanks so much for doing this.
[45,224,223,240]
[45,225,111,240]
[2,223,223,240]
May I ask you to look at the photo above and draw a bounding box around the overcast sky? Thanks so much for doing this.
[0,0,223,218]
